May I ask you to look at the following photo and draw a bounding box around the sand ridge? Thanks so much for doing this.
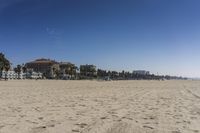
[0,80,200,133]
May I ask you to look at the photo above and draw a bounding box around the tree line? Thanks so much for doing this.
[0,52,187,80]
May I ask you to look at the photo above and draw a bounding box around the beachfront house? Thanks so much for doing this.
[25,58,59,79]
[26,71,43,79]
[0,70,27,79]
[1,70,16,79]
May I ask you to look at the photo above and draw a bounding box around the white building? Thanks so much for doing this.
[1,70,42,79]
[26,71,43,79]
[1,70,18,79]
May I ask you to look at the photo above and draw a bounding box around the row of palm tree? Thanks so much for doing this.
[96,69,187,80]
[13,64,27,79]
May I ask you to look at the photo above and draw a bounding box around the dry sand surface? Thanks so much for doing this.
[0,80,200,133]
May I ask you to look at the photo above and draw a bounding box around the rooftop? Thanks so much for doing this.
[26,58,58,64]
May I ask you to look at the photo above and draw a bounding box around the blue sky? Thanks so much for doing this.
[0,0,200,77]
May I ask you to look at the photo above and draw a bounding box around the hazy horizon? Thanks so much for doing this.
[1,0,200,78]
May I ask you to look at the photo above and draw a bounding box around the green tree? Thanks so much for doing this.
[14,65,22,79]
[97,69,107,78]
[80,65,97,79]
[21,64,27,73]
[64,63,78,79]
[0,53,11,80]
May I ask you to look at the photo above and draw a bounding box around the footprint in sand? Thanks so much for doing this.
[75,123,88,128]
[193,130,199,133]
[72,129,80,132]
[191,117,197,120]
[171,131,181,133]
[38,117,44,120]
[31,126,47,133]
[143,125,154,130]
[100,116,107,120]
[0,125,5,129]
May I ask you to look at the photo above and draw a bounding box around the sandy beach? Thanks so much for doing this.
[0,80,200,133]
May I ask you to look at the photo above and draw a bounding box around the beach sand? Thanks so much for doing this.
[0,80,200,133]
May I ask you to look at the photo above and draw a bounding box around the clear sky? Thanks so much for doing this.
[0,0,200,77]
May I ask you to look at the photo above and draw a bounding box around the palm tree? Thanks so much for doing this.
[64,64,71,75]
[22,64,27,73]
[63,63,77,79]
[52,67,58,79]
[14,65,22,79]
[0,53,11,80]
[97,69,107,78]
[111,71,118,79]
[22,66,27,73]
[80,65,97,79]
[54,69,59,79]
[70,65,78,79]
[0,62,3,77]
